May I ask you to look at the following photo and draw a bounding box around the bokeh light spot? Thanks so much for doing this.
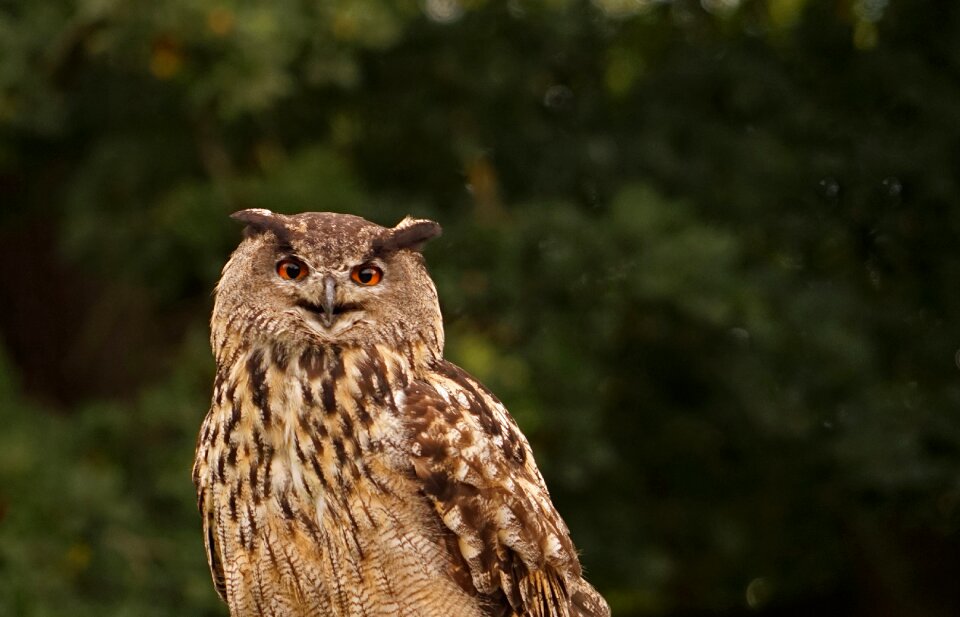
[207,7,235,37]
[424,0,464,23]
[149,37,183,80]
[745,577,773,610]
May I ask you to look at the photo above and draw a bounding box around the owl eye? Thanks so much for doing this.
[350,264,383,286]
[276,257,308,281]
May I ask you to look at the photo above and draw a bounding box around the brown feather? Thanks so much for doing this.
[371,217,442,254]
[404,360,609,617]
[230,209,294,247]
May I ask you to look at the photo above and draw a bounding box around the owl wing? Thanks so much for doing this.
[403,360,609,617]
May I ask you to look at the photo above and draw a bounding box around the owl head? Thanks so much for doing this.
[213,209,443,351]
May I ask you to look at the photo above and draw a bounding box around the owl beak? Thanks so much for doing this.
[319,275,337,328]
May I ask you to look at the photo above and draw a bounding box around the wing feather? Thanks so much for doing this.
[200,494,228,601]
[403,361,609,617]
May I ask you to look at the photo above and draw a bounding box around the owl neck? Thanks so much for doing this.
[211,329,442,421]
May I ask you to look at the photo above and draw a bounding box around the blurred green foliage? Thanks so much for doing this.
[2,0,960,615]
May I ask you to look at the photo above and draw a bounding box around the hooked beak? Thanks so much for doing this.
[297,274,363,329]
[319,275,337,328]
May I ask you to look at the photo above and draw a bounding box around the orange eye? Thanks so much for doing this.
[276,257,308,281]
[350,264,383,286]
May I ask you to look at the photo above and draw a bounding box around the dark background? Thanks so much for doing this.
[2,0,959,615]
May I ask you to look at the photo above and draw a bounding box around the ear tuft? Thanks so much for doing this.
[230,209,291,245]
[373,216,442,253]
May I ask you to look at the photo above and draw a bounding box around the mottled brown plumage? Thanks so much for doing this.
[193,210,609,617]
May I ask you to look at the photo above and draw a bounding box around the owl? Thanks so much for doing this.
[193,209,610,617]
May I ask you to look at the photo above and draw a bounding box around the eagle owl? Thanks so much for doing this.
[193,209,609,617]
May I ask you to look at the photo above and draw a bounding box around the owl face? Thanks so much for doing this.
[214,209,443,349]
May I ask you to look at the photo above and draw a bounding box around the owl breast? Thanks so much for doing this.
[194,340,487,617]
